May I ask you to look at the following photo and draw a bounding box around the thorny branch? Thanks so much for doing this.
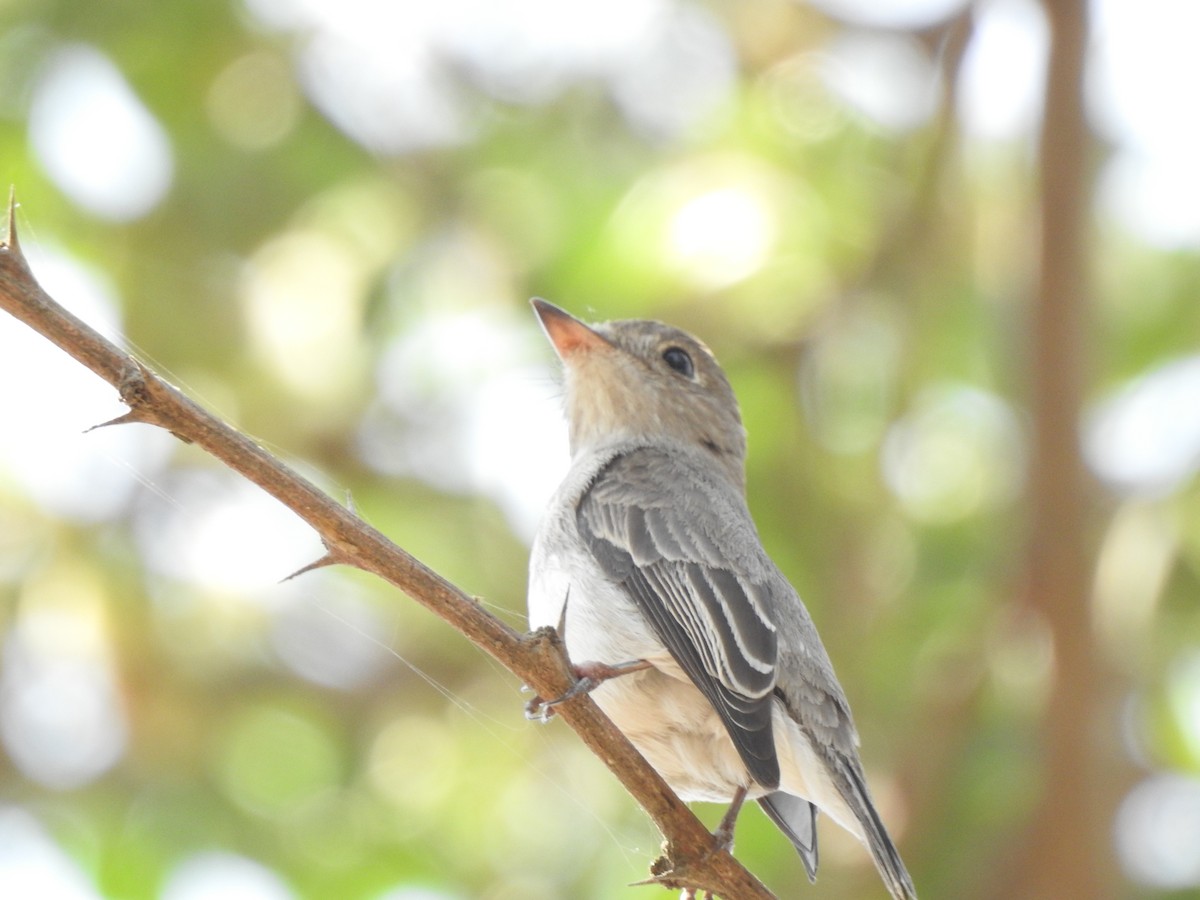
[0,195,775,900]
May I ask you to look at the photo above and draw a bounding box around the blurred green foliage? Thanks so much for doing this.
[2,1,1200,899]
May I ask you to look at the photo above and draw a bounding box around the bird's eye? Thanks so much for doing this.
[662,346,695,378]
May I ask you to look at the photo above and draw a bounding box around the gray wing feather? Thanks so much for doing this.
[575,448,781,788]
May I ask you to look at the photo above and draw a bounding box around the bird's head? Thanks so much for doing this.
[533,299,747,488]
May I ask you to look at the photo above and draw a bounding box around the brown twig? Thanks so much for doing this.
[1003,1,1112,898]
[0,194,775,900]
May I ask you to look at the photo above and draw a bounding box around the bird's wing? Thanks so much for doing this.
[575,447,781,788]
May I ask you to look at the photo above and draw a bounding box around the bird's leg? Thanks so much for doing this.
[524,658,652,721]
[525,585,652,720]
[712,784,750,852]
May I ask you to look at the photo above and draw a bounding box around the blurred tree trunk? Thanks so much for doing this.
[1005,1,1113,898]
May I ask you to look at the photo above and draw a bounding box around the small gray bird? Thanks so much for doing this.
[527,299,916,899]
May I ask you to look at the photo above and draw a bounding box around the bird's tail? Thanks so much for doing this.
[757,792,819,883]
[833,752,917,900]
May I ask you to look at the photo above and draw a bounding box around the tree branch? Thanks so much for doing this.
[0,195,775,900]
[1004,2,1113,897]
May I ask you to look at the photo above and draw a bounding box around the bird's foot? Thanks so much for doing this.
[523,659,651,721]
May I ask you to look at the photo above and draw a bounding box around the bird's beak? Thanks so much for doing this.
[531,298,611,360]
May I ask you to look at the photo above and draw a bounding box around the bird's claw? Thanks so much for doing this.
[523,674,601,722]
[523,695,557,722]
[523,659,653,722]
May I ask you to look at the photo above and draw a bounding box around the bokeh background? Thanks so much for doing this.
[2,0,1200,897]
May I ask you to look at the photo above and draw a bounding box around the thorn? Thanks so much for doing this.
[628,876,706,900]
[344,489,357,514]
[86,409,154,432]
[282,553,341,582]
[4,187,19,254]
[628,873,684,889]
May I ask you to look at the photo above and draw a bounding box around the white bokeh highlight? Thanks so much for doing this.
[0,808,100,900]
[359,308,568,542]
[245,0,672,151]
[133,470,324,596]
[957,0,1047,140]
[29,45,173,220]
[821,31,939,132]
[1,606,127,789]
[1085,356,1200,497]
[667,186,777,288]
[1116,773,1200,889]
[1091,0,1200,246]
[807,0,969,29]
[270,576,396,689]
[882,385,1024,523]
[610,4,736,139]
[162,852,295,900]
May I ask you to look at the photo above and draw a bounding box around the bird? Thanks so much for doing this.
[525,298,916,899]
